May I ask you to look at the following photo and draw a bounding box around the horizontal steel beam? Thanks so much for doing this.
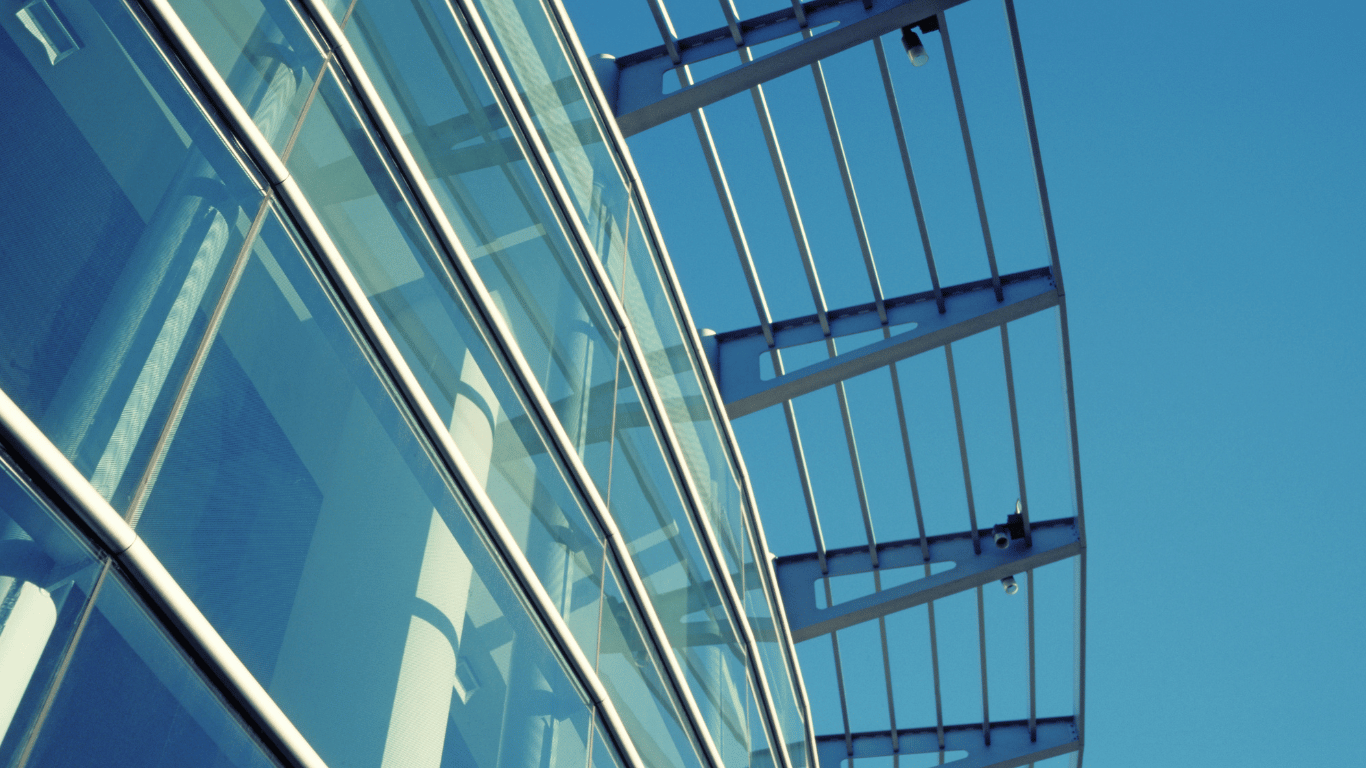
[816,717,1079,768]
[606,0,967,135]
[707,268,1058,418]
[777,517,1079,641]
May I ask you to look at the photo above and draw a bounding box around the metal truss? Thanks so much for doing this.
[815,717,1079,768]
[703,268,1059,418]
[776,518,1080,641]
[603,0,970,134]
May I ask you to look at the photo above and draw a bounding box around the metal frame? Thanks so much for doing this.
[706,269,1059,417]
[588,0,1090,765]
[776,518,1080,641]
[606,0,970,134]
[815,717,1079,768]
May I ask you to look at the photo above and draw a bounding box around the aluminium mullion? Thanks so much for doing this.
[998,325,1031,544]
[937,11,1001,301]
[138,0,653,762]
[283,4,721,768]
[717,0,743,44]
[826,343,879,569]
[943,344,980,551]
[0,391,329,768]
[872,571,899,753]
[444,4,797,767]
[743,45,832,334]
[975,585,991,744]
[678,66,776,346]
[542,1,820,760]
[1026,567,1036,741]
[823,579,854,759]
[807,50,887,323]
[872,35,943,312]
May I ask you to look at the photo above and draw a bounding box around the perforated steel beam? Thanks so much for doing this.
[704,268,1058,418]
[777,517,1079,642]
[603,0,968,135]
[815,717,1079,768]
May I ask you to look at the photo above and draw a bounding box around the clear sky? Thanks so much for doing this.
[564,0,1365,765]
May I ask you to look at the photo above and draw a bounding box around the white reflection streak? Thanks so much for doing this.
[90,211,229,497]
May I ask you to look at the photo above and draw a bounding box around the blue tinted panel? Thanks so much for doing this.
[21,577,276,768]
[136,206,592,768]
[0,453,102,765]
[342,0,620,489]
[169,0,324,151]
[0,0,263,511]
[598,565,705,768]
[286,67,609,658]
[473,0,630,291]
[609,365,751,767]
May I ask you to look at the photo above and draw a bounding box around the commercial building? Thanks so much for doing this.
[0,0,1084,767]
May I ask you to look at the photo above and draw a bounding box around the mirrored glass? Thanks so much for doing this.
[597,565,705,768]
[0,453,102,766]
[342,0,620,488]
[168,0,324,151]
[0,0,263,511]
[286,68,609,655]
[472,0,630,290]
[621,207,745,583]
[743,517,806,768]
[21,576,277,768]
[609,363,751,766]
[134,206,593,768]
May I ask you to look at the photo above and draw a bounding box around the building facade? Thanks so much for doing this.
[0,2,812,768]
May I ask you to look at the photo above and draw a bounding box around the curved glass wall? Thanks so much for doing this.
[0,0,809,765]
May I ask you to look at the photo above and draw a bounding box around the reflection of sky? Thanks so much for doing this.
[565,0,1366,765]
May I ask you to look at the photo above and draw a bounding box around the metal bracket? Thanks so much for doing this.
[777,517,1080,641]
[816,717,1079,768]
[608,0,968,135]
[712,268,1058,418]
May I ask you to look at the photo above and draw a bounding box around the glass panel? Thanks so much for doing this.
[609,363,751,767]
[168,0,324,151]
[598,565,705,768]
[0,453,102,766]
[286,68,609,656]
[343,0,620,488]
[135,206,593,768]
[0,0,263,511]
[743,517,805,768]
[472,0,629,290]
[21,577,277,768]
[589,720,624,768]
[621,207,744,583]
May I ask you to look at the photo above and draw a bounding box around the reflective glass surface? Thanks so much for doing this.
[0,453,102,767]
[0,0,263,511]
[341,0,620,488]
[21,576,277,768]
[135,207,593,768]
[168,0,324,150]
[609,364,753,766]
[597,565,704,768]
[286,66,609,657]
[473,0,630,291]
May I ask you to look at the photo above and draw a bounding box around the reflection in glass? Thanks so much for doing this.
[168,0,324,151]
[0,454,102,766]
[286,66,610,658]
[135,207,592,768]
[609,365,754,767]
[472,0,630,291]
[0,0,262,511]
[598,566,705,768]
[20,577,278,768]
[343,0,620,488]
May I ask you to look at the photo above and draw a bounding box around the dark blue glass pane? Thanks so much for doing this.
[0,453,101,766]
[0,0,263,511]
[21,578,277,768]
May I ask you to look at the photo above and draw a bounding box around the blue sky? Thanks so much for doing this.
[565,0,1365,764]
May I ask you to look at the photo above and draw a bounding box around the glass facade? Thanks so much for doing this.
[0,2,809,768]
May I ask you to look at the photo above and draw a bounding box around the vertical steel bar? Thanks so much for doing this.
[873,36,943,313]
[943,343,980,552]
[937,12,1001,300]
[976,585,991,745]
[999,324,1032,546]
